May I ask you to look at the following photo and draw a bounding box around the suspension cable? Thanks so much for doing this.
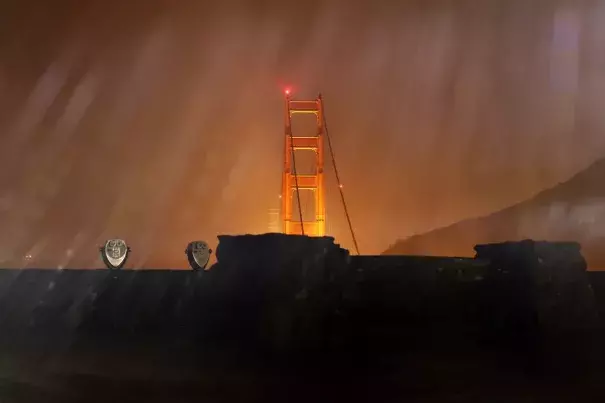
[319,94,360,255]
[286,104,305,236]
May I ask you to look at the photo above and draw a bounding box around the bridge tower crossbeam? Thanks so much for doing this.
[281,93,326,236]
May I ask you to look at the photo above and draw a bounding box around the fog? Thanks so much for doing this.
[0,0,604,267]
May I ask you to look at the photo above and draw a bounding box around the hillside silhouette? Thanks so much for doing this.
[384,158,605,269]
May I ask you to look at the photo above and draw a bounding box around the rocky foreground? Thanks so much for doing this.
[0,234,605,402]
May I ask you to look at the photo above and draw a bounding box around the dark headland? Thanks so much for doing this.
[384,158,605,270]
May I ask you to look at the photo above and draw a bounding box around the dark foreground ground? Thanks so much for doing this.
[1,234,605,402]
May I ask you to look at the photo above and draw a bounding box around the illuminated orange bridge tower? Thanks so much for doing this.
[281,92,326,236]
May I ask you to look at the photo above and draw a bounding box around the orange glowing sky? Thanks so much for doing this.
[0,0,604,268]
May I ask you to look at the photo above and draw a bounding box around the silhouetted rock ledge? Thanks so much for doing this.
[214,233,350,267]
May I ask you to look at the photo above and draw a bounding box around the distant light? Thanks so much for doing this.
[284,88,291,96]
[185,241,212,271]
[100,239,130,269]
[278,194,282,199]
[339,184,343,188]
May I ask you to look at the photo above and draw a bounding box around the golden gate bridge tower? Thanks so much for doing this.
[280,90,326,237]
